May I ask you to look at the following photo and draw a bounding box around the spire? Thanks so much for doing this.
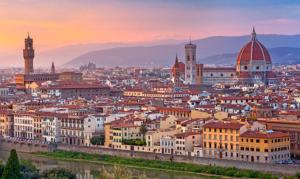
[51,61,55,74]
[251,27,256,41]
[174,54,179,68]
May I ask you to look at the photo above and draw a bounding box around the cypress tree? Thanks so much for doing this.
[1,149,21,179]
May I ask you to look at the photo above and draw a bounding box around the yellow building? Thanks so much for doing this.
[190,110,212,119]
[104,122,112,147]
[202,121,247,160]
[0,110,13,137]
[110,122,143,149]
[239,130,290,163]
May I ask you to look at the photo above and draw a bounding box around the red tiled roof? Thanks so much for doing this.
[240,131,289,139]
[175,131,201,138]
[237,40,271,65]
[203,121,245,130]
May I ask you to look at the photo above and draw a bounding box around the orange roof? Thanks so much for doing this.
[240,131,289,139]
[203,121,244,130]
[175,131,201,138]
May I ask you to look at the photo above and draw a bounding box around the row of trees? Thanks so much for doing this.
[0,149,76,179]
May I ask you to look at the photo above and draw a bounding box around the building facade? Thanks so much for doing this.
[239,130,290,163]
[202,122,247,160]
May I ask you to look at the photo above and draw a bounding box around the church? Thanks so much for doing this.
[171,28,276,86]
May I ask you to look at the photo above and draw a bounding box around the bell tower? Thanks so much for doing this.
[185,41,197,84]
[23,33,35,74]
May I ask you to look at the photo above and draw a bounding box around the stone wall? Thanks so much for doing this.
[0,139,51,153]
[57,144,300,176]
[1,140,299,176]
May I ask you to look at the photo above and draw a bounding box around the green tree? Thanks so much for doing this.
[90,134,104,145]
[20,160,39,179]
[0,164,4,177]
[139,124,148,139]
[1,149,21,179]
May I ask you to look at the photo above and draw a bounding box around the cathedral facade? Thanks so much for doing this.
[171,28,276,86]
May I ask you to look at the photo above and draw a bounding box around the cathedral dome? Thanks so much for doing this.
[236,28,271,65]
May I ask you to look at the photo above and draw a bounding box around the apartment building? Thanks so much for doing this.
[202,121,247,160]
[239,130,290,163]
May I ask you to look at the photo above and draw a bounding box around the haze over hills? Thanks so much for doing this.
[2,34,300,68]
[0,39,185,68]
[65,34,300,68]
[201,47,300,65]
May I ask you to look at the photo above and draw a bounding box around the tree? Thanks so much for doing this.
[90,134,104,145]
[1,149,21,179]
[139,124,148,139]
[20,160,39,179]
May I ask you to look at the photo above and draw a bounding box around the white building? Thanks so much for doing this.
[14,113,35,139]
[83,114,105,146]
[41,114,61,143]
[160,136,175,154]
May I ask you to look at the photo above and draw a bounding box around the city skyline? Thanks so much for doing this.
[2,0,300,54]
[0,1,299,178]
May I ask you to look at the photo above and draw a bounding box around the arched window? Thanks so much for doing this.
[220,73,224,77]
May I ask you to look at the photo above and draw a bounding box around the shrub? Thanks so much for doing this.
[41,168,76,179]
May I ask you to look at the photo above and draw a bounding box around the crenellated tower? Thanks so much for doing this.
[23,33,35,74]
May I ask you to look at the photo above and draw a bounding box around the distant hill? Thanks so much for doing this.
[65,34,300,68]
[201,47,300,65]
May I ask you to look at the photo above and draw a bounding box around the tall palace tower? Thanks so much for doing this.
[23,34,35,74]
[184,41,197,84]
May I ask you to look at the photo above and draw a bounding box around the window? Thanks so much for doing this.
[210,73,213,77]
[220,73,223,77]
[256,139,260,143]
[264,140,268,143]
[256,66,259,70]
[244,66,248,70]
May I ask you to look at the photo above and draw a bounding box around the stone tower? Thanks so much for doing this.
[23,33,35,74]
[184,41,197,84]
[51,62,55,74]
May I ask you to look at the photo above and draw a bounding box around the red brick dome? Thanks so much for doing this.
[237,29,271,65]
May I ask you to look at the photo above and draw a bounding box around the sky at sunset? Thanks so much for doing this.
[1,0,300,54]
